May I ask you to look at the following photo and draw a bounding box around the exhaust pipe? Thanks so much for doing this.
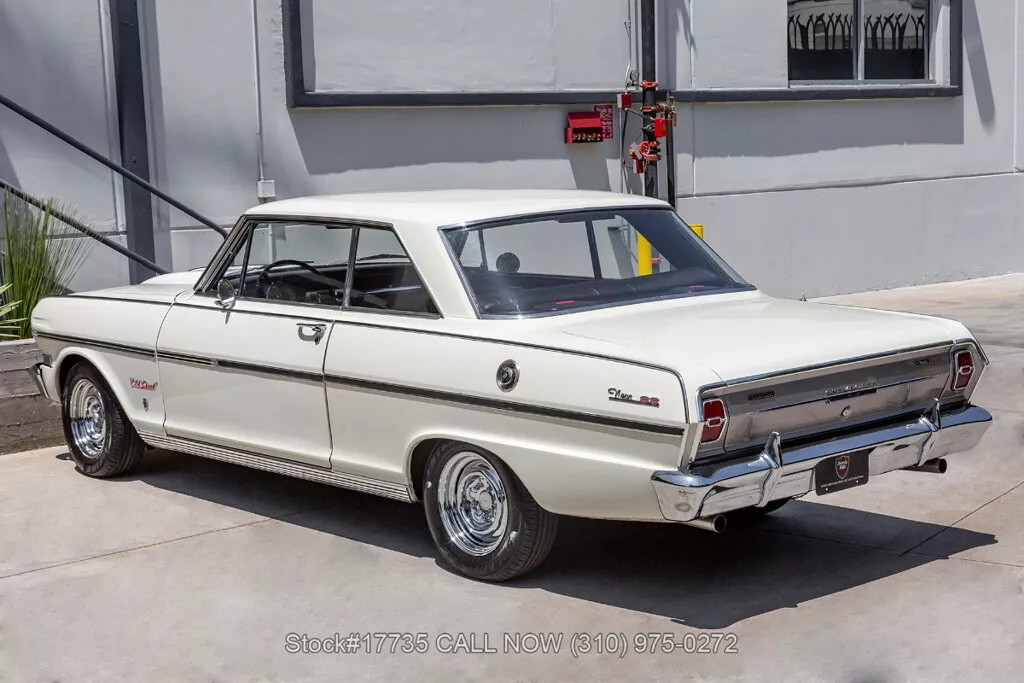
[682,515,727,533]
[904,458,948,474]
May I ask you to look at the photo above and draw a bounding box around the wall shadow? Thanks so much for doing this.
[0,131,16,189]
[695,96,965,160]
[117,449,996,630]
[291,107,592,176]
[964,0,996,131]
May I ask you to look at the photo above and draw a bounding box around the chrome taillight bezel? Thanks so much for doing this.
[700,398,728,444]
[951,349,975,391]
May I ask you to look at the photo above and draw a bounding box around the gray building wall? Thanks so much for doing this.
[0,0,1019,298]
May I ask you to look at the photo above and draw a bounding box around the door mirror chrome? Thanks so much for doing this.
[215,279,236,308]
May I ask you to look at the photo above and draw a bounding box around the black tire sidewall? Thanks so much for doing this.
[423,443,528,580]
[61,363,123,476]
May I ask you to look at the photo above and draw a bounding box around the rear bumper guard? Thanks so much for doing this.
[652,402,992,522]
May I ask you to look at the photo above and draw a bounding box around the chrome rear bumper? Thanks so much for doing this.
[652,403,992,522]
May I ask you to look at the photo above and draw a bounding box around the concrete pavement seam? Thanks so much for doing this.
[0,507,320,582]
[756,522,1024,569]
[903,552,1024,569]
[899,479,1024,558]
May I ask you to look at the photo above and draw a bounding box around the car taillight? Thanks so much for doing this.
[700,398,727,443]
[952,350,975,390]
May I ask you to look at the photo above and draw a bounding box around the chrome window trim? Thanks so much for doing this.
[348,224,443,318]
[194,216,443,319]
[195,215,250,293]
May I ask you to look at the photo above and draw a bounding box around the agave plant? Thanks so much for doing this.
[1,191,93,339]
[0,283,23,340]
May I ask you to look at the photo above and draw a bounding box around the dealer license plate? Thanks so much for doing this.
[815,449,871,496]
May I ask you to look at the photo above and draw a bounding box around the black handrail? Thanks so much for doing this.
[0,180,169,275]
[0,93,228,238]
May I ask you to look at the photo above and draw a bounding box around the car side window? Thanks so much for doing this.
[212,221,354,307]
[350,227,438,315]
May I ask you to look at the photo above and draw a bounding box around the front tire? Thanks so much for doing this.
[61,363,145,478]
[423,442,558,582]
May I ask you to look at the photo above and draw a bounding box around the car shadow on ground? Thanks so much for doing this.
[101,450,996,630]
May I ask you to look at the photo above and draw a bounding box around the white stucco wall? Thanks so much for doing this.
[0,0,1020,298]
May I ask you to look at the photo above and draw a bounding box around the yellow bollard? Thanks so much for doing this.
[637,235,652,276]
[690,223,704,240]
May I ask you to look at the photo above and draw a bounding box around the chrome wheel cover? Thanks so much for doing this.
[69,378,107,459]
[437,452,508,556]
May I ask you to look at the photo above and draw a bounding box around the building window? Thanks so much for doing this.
[788,0,931,82]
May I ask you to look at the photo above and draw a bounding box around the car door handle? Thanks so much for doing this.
[296,322,327,344]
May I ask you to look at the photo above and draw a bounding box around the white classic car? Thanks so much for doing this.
[32,190,992,581]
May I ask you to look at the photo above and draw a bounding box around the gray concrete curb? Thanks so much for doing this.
[0,339,62,454]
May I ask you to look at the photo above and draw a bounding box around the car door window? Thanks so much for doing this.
[350,227,438,315]
[213,222,354,307]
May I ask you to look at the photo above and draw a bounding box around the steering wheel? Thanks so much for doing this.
[256,260,328,299]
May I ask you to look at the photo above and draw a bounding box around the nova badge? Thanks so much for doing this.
[824,377,878,400]
[130,378,159,391]
[835,455,851,480]
[608,388,660,408]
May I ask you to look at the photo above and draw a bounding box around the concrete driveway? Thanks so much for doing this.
[2,275,1023,682]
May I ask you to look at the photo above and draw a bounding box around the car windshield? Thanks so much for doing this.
[442,208,752,317]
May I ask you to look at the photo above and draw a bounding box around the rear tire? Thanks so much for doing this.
[423,442,558,582]
[61,362,145,478]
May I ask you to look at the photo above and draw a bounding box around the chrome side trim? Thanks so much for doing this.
[157,351,320,382]
[161,346,684,435]
[40,318,691,424]
[326,374,686,436]
[156,351,215,366]
[140,433,413,502]
[326,319,692,425]
[65,294,175,307]
[35,332,155,359]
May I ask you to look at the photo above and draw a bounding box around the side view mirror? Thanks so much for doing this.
[215,278,236,308]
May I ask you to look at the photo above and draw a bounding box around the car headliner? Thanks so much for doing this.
[243,189,670,229]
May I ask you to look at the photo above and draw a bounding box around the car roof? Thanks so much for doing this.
[244,189,670,228]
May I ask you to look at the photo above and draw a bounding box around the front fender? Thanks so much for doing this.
[45,344,166,437]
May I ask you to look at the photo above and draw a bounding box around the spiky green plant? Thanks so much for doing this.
[1,191,93,339]
[0,283,23,340]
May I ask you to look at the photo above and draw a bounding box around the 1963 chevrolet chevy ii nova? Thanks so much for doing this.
[31,190,991,581]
